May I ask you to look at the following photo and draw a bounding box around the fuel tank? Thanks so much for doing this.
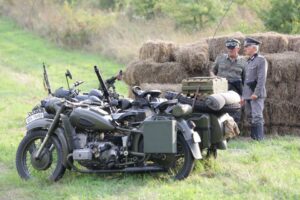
[69,107,115,131]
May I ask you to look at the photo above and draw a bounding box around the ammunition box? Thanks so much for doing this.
[142,120,176,153]
[182,77,228,98]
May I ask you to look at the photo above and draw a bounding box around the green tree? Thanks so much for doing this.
[130,0,158,19]
[262,0,300,34]
[156,0,224,31]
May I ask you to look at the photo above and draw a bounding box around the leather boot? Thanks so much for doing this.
[250,125,257,140]
[256,124,264,141]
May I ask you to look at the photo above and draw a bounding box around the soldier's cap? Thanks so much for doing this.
[225,38,241,49]
[244,37,261,47]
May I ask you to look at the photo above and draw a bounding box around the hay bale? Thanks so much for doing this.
[287,35,300,52]
[124,60,188,85]
[123,60,138,85]
[267,82,293,101]
[139,40,178,63]
[265,126,300,135]
[174,41,210,74]
[207,32,245,61]
[264,100,300,126]
[265,52,300,83]
[248,32,289,54]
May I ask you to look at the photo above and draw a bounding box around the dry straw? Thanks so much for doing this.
[287,35,300,53]
[174,40,210,74]
[124,60,188,85]
[139,40,177,63]
[248,32,289,54]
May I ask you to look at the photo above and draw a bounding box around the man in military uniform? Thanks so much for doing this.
[241,37,268,141]
[211,38,247,123]
[211,38,246,95]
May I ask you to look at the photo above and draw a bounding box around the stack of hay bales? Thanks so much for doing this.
[124,39,210,94]
[263,52,300,135]
[124,33,300,135]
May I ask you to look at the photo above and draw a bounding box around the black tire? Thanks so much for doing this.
[16,130,66,181]
[169,134,195,180]
[165,91,240,113]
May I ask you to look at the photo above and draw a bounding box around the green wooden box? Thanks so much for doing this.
[182,77,228,98]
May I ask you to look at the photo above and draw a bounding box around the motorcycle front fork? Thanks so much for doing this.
[34,105,65,159]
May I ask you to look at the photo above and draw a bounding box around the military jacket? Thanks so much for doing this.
[242,54,268,99]
[211,54,246,82]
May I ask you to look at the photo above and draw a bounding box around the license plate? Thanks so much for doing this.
[26,112,44,124]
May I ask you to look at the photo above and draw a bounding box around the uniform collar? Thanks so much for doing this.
[226,54,240,62]
[248,53,258,61]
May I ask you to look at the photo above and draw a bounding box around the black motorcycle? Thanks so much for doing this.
[16,92,202,181]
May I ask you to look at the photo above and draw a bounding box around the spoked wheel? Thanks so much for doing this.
[164,134,195,180]
[16,130,65,181]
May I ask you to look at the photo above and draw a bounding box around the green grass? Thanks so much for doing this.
[0,17,300,200]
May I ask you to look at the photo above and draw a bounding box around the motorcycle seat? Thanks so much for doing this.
[153,99,178,111]
[132,86,161,98]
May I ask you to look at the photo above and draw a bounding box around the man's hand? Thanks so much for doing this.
[251,94,258,100]
[240,98,245,106]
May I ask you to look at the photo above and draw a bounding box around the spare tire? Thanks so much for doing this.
[165,91,240,113]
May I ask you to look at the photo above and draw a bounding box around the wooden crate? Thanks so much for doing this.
[182,77,228,98]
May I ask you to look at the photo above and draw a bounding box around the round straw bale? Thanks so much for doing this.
[247,32,289,53]
[139,40,178,63]
[124,60,188,85]
[207,32,245,61]
[287,35,300,52]
[174,40,210,74]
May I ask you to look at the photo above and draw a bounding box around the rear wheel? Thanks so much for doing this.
[16,130,66,181]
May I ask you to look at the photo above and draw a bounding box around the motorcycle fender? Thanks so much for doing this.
[26,119,70,168]
[26,118,53,131]
[177,119,202,159]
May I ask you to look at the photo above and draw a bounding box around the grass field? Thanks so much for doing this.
[0,17,300,200]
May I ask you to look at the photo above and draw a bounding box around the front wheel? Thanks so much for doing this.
[16,130,66,181]
[154,134,195,180]
[170,134,195,180]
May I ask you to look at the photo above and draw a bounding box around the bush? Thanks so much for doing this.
[262,0,300,34]
[156,0,224,31]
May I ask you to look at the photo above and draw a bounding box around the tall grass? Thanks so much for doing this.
[0,0,266,64]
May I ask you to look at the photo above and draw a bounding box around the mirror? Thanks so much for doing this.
[65,69,72,80]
